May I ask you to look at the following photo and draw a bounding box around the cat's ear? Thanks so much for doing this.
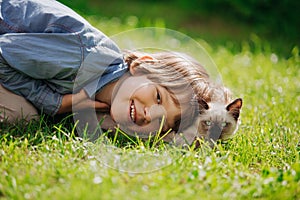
[226,98,242,120]
[198,98,209,114]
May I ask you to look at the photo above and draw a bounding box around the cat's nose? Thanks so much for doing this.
[209,124,222,141]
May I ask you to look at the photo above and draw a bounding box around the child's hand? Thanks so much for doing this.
[57,89,109,114]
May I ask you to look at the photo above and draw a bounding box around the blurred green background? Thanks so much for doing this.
[58,0,299,57]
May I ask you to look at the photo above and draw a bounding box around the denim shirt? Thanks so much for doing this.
[0,0,128,116]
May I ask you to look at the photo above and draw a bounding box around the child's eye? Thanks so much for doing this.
[156,89,161,104]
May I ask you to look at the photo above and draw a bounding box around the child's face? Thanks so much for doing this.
[110,74,181,137]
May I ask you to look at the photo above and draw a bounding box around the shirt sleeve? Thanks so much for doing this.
[0,33,81,81]
[0,60,63,116]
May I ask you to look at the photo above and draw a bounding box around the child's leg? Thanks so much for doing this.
[0,84,39,123]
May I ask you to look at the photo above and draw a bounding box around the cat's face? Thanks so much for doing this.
[162,98,242,146]
[198,98,243,141]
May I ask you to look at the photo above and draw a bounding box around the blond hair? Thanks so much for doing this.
[124,51,211,132]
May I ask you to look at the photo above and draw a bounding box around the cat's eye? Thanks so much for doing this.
[221,122,228,127]
[205,120,212,126]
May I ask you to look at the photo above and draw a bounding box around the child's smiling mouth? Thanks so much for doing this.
[130,100,136,123]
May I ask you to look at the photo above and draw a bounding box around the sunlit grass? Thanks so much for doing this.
[0,16,299,199]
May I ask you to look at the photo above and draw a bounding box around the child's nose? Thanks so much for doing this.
[144,104,166,124]
[144,107,151,123]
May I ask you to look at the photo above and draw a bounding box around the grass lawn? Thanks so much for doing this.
[0,5,300,200]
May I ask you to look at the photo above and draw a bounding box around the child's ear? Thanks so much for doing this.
[129,55,155,75]
[226,98,243,120]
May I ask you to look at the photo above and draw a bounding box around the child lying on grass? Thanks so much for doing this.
[0,0,242,146]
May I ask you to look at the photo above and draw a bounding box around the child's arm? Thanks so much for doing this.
[0,64,62,116]
[57,89,110,114]
[0,63,108,116]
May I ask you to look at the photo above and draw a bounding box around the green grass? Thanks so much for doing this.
[1,13,300,200]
